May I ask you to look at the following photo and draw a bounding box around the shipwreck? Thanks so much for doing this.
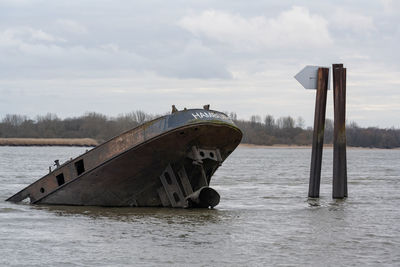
[7,106,242,208]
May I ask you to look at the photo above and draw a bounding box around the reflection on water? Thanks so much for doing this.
[1,146,400,266]
[36,205,228,225]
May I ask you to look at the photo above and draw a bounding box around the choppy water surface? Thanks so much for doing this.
[0,146,399,266]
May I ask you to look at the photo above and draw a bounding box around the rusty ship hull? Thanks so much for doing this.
[7,109,242,208]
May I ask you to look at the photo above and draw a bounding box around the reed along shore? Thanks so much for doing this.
[0,138,98,147]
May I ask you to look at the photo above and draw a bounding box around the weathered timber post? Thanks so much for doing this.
[294,66,330,198]
[332,64,348,198]
[308,68,329,198]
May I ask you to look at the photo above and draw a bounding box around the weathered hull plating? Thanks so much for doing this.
[7,109,242,208]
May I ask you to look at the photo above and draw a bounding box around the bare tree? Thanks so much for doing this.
[2,114,28,126]
[250,115,261,128]
[135,110,147,124]
[277,116,295,129]
[264,115,275,129]
[296,116,305,129]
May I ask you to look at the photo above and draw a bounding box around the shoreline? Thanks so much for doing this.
[239,143,400,150]
[239,143,312,149]
[0,138,98,147]
[0,138,398,150]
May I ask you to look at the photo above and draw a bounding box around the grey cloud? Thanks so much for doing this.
[0,0,399,127]
[155,41,232,79]
[0,6,232,80]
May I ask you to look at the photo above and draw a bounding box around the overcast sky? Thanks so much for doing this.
[0,0,399,127]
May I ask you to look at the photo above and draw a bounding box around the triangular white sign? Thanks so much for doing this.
[294,65,331,90]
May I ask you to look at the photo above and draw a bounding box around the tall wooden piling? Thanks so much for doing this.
[308,67,329,198]
[332,64,348,198]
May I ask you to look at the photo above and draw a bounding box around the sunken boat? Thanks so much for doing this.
[7,106,242,208]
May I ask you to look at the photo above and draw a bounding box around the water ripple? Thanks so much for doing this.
[0,146,399,266]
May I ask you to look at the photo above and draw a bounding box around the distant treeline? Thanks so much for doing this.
[0,112,155,143]
[233,113,400,148]
[0,111,399,148]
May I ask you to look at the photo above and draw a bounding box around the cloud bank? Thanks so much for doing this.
[179,7,332,50]
[0,1,399,128]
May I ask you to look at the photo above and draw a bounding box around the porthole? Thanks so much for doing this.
[173,192,180,202]
[165,172,172,185]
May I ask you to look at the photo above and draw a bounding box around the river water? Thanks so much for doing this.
[0,146,399,266]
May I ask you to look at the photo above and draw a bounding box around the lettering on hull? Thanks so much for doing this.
[191,112,227,120]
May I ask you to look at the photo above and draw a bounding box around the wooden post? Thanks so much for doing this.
[308,67,329,198]
[332,64,348,198]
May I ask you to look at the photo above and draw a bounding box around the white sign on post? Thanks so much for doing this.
[294,65,330,90]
